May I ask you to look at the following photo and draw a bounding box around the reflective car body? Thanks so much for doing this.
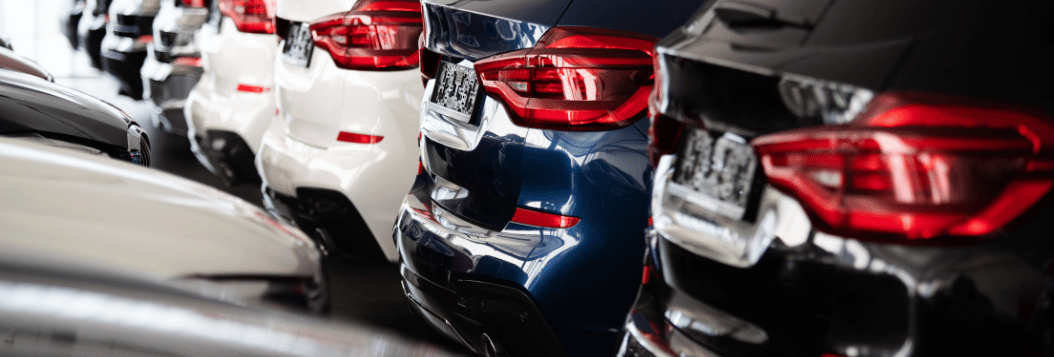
[185,0,277,186]
[257,0,424,262]
[77,0,112,69]
[101,0,161,99]
[0,70,147,166]
[0,255,458,357]
[141,0,207,135]
[0,46,54,81]
[393,0,703,355]
[620,1,1054,356]
[0,138,327,312]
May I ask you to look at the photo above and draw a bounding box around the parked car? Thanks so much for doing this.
[60,0,86,49]
[0,70,147,166]
[257,0,424,261]
[141,0,208,135]
[392,0,703,355]
[0,137,327,313]
[186,0,277,187]
[78,0,112,69]
[0,46,54,81]
[101,0,161,99]
[0,254,457,357]
[621,0,1054,356]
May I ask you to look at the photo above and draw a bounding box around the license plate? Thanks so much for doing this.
[282,23,314,67]
[428,62,480,123]
[672,128,759,220]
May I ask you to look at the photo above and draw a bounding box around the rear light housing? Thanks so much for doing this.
[218,0,276,34]
[309,0,423,71]
[511,207,580,228]
[648,113,685,168]
[474,27,658,131]
[753,92,1054,245]
[173,56,204,67]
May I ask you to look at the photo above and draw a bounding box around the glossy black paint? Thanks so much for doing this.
[422,1,552,62]
[0,70,130,151]
[623,0,1054,356]
[0,47,54,82]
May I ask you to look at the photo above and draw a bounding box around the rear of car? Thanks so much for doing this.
[60,0,86,49]
[141,0,208,135]
[621,0,1054,356]
[101,0,160,99]
[185,0,277,186]
[77,0,112,69]
[256,0,424,262]
[393,0,702,355]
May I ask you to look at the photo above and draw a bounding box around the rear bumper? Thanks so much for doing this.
[141,50,202,136]
[262,187,388,262]
[101,36,148,99]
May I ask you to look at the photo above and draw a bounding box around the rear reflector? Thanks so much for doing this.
[218,0,276,34]
[173,57,204,67]
[475,27,658,131]
[754,92,1054,245]
[337,131,384,144]
[511,207,580,228]
[181,0,206,7]
[236,84,271,93]
[136,35,153,44]
[310,0,423,71]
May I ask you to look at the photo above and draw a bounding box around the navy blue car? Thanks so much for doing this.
[393,0,704,355]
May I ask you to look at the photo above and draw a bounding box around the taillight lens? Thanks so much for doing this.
[181,0,206,7]
[218,0,276,34]
[753,92,1054,244]
[511,207,580,228]
[309,0,423,71]
[474,27,658,131]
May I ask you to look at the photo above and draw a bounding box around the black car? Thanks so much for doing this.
[621,0,1054,356]
[101,0,161,99]
[0,70,150,166]
[141,0,207,135]
[60,0,86,49]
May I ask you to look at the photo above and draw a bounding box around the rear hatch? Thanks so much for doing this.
[653,0,1054,353]
[419,0,571,230]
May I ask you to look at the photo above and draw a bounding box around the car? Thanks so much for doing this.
[620,0,1054,356]
[0,46,54,81]
[185,0,278,187]
[101,0,161,99]
[256,0,424,261]
[141,0,208,136]
[60,0,86,49]
[392,0,704,355]
[0,253,459,357]
[77,0,112,69]
[0,69,147,166]
[0,137,328,313]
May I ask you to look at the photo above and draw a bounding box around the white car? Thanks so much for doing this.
[0,138,328,313]
[185,0,278,186]
[256,0,424,262]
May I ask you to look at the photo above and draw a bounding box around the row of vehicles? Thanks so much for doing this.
[0,23,458,357]
[61,0,1054,355]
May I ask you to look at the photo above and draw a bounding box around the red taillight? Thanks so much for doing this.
[181,0,206,7]
[236,84,271,93]
[136,34,154,44]
[753,92,1054,245]
[336,131,384,144]
[474,27,658,131]
[511,207,580,229]
[218,0,276,34]
[309,0,423,71]
[173,56,204,67]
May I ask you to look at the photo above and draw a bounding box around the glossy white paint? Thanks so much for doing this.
[0,138,322,284]
[185,16,277,156]
[257,1,424,262]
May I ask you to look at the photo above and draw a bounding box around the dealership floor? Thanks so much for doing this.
[0,1,464,353]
